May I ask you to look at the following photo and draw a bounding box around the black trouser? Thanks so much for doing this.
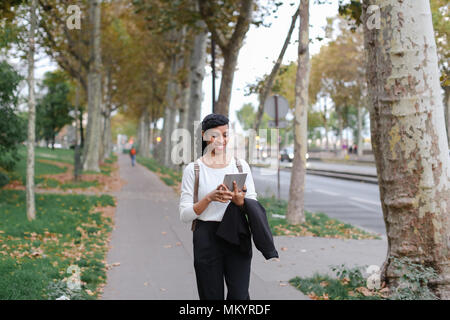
[193,220,252,300]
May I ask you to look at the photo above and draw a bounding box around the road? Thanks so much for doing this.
[251,165,386,236]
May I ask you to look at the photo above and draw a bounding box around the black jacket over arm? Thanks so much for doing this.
[216,198,279,260]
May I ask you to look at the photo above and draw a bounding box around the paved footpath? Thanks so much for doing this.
[101,154,387,300]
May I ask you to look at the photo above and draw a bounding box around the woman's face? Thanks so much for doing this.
[203,124,229,154]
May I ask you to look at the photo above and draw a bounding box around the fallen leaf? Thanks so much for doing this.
[280,247,288,251]
[356,286,374,297]
[279,282,288,287]
[112,262,120,267]
[161,232,167,235]
[308,292,320,300]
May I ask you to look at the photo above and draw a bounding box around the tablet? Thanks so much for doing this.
[223,173,247,192]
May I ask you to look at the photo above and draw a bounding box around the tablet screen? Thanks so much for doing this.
[223,173,247,192]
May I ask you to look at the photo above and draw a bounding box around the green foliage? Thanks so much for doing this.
[338,0,362,29]
[0,0,23,20]
[0,171,10,188]
[0,190,115,299]
[388,257,439,300]
[137,156,182,186]
[11,147,67,185]
[46,279,86,300]
[331,263,366,288]
[0,61,25,171]
[235,103,292,146]
[290,264,382,300]
[160,176,176,186]
[236,103,267,131]
[258,196,381,239]
[36,70,74,147]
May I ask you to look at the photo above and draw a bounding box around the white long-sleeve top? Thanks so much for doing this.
[179,157,257,223]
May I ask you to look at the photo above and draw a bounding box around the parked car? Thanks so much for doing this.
[280,147,294,162]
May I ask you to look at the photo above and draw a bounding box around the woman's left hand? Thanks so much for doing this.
[231,181,246,207]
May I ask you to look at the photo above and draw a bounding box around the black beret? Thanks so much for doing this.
[201,113,229,132]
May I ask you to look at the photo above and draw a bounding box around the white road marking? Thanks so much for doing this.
[349,197,380,206]
[313,189,340,196]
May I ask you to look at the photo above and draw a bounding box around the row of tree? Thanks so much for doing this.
[1,0,449,298]
[244,0,450,298]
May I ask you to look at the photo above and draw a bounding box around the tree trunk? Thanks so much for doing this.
[149,118,155,154]
[338,111,344,154]
[357,106,363,156]
[201,0,253,117]
[83,0,102,172]
[286,0,309,225]
[323,99,329,151]
[161,80,176,167]
[363,0,450,299]
[178,85,190,131]
[188,21,207,160]
[444,86,450,147]
[214,48,239,116]
[253,5,300,132]
[100,110,112,161]
[159,29,186,167]
[26,0,37,221]
[79,109,84,148]
[138,108,150,158]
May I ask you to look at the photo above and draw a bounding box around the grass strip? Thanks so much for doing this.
[0,190,115,299]
[259,196,381,240]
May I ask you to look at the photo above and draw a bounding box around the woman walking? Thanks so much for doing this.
[179,113,258,300]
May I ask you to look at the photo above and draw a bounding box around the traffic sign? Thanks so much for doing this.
[264,95,289,119]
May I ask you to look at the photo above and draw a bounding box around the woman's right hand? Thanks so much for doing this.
[207,184,233,203]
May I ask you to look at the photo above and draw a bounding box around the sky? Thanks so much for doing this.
[200,0,340,133]
[26,0,341,135]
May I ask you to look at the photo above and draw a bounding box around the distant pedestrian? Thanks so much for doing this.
[130,146,136,167]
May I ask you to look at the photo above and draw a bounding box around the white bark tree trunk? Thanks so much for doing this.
[26,0,37,221]
[160,28,186,167]
[323,100,329,151]
[363,0,450,298]
[357,106,364,157]
[178,85,190,131]
[83,0,102,172]
[188,21,207,160]
[445,86,450,147]
[138,108,150,158]
[286,0,310,225]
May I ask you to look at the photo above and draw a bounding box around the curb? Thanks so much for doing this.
[251,163,379,185]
